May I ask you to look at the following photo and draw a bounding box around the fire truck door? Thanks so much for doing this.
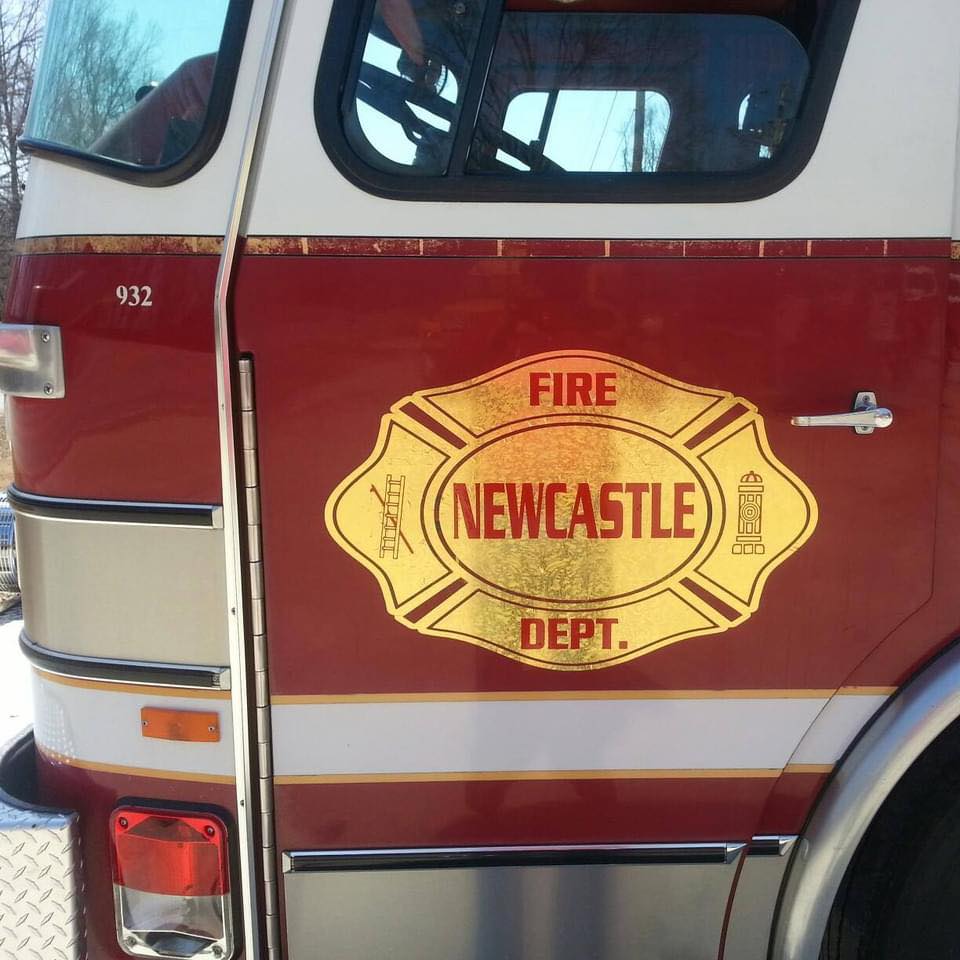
[228,2,950,958]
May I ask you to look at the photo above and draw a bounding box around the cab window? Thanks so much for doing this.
[319,0,858,202]
[468,13,807,175]
[345,0,486,174]
[23,0,251,184]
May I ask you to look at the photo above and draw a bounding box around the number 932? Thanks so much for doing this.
[116,284,153,307]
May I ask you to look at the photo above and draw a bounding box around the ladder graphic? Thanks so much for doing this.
[378,474,406,559]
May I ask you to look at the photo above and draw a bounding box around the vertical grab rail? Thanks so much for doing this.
[213,1,289,957]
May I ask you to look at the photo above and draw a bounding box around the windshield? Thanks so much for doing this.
[25,0,233,169]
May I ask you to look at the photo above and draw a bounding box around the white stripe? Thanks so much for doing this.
[270,696,886,777]
[32,672,235,778]
[790,694,887,765]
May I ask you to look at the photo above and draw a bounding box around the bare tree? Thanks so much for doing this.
[29,0,158,151]
[0,0,161,309]
[0,0,43,304]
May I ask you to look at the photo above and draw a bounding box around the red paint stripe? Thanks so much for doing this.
[16,235,951,259]
[500,238,608,258]
[756,770,831,834]
[274,777,775,848]
[762,239,809,258]
[399,402,467,449]
[680,578,741,622]
[17,235,952,260]
[885,238,953,258]
[609,239,685,258]
[422,238,501,257]
[685,239,761,258]
[406,579,468,624]
[809,239,887,258]
[684,402,750,449]
[311,237,422,256]
[238,236,950,260]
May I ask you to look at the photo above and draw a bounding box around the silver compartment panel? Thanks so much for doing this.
[284,858,738,960]
[14,506,227,666]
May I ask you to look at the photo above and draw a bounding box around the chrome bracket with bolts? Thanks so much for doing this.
[0,324,65,398]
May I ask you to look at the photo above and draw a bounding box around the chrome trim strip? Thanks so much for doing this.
[748,834,798,857]
[0,324,64,398]
[19,631,231,690]
[214,1,289,958]
[8,486,223,528]
[774,641,960,960]
[725,836,798,959]
[283,842,746,874]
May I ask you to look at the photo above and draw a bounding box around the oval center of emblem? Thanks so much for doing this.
[433,422,711,604]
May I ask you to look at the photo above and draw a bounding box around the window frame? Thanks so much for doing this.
[316,0,861,203]
[19,0,254,188]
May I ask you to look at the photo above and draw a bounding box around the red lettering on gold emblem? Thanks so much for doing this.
[529,371,617,406]
[568,482,598,539]
[520,616,622,650]
[452,482,697,540]
[674,482,696,538]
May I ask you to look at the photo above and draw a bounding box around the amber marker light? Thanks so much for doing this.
[140,707,220,743]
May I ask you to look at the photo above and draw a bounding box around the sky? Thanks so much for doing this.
[97,0,229,77]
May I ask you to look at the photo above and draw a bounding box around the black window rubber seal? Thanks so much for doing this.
[315,0,861,204]
[18,0,253,188]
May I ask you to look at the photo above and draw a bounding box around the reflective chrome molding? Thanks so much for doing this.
[282,843,745,960]
[283,842,746,873]
[0,324,64,398]
[19,631,231,691]
[748,834,798,857]
[8,487,223,528]
[725,835,799,958]
[774,641,960,959]
[10,488,229,668]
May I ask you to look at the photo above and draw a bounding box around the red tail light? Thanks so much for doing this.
[110,807,234,959]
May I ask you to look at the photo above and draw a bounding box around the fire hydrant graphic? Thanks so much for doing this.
[733,471,765,555]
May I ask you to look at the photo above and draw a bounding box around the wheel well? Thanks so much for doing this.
[820,715,960,957]
[772,639,960,959]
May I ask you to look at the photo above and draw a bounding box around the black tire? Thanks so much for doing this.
[822,722,960,959]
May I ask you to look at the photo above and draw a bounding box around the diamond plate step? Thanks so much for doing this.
[0,732,83,960]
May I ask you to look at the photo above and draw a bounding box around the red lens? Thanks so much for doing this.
[110,808,230,897]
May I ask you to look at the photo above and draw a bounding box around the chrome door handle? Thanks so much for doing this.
[791,391,893,435]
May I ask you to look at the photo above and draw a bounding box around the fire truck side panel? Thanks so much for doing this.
[3,0,960,958]
[4,251,222,503]
[231,247,945,956]
[0,4,285,959]
[232,2,960,955]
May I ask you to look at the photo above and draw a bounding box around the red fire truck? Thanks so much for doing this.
[1,0,958,957]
